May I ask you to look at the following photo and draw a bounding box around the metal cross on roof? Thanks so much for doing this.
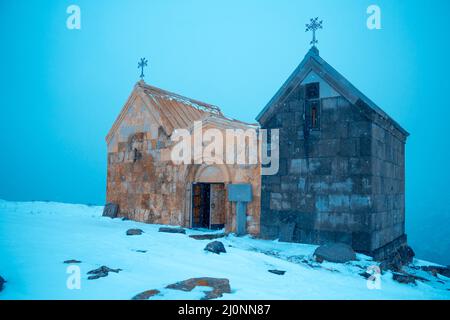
[138,57,148,80]
[305,17,323,47]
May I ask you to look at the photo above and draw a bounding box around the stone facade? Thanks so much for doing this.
[257,48,408,259]
[106,82,261,235]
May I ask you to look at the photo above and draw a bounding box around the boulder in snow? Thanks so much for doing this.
[189,233,226,240]
[102,203,119,218]
[87,266,122,280]
[268,269,286,275]
[126,228,144,236]
[279,222,296,242]
[380,246,415,272]
[132,289,161,300]
[421,266,450,278]
[166,277,231,300]
[0,276,5,292]
[204,241,226,254]
[392,273,417,285]
[359,271,372,279]
[63,259,82,264]
[398,245,415,264]
[380,255,403,272]
[314,243,356,263]
[158,227,186,234]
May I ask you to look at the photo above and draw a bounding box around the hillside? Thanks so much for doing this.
[0,200,449,300]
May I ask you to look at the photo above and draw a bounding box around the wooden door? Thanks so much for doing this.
[192,183,210,229]
[210,183,225,230]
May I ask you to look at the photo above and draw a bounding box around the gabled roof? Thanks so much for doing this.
[106,81,257,144]
[139,82,224,134]
[184,113,259,134]
[256,47,409,137]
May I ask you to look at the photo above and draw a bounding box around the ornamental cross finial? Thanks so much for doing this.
[138,57,148,80]
[305,17,323,47]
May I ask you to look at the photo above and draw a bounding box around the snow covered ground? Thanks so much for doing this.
[0,199,449,300]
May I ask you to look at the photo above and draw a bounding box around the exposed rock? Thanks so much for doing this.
[314,243,356,263]
[189,233,226,240]
[421,266,450,278]
[158,227,186,234]
[268,269,286,275]
[278,222,296,242]
[359,272,371,279]
[398,245,415,264]
[392,273,416,285]
[102,203,119,218]
[87,266,122,280]
[392,272,428,285]
[204,241,226,254]
[380,246,415,272]
[380,254,403,272]
[126,228,144,236]
[63,259,82,264]
[132,289,161,300]
[0,276,5,292]
[166,277,231,300]
[135,250,147,253]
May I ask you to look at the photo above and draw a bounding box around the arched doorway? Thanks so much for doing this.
[189,165,230,230]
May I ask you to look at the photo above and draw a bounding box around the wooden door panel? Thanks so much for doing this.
[210,184,225,229]
[192,183,210,229]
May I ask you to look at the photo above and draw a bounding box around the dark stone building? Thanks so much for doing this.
[257,47,409,260]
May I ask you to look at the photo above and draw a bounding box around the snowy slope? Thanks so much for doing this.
[0,200,449,300]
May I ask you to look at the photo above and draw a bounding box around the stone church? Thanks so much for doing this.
[105,45,408,260]
[257,46,408,260]
[105,81,261,235]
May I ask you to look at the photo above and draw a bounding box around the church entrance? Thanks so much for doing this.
[191,183,225,230]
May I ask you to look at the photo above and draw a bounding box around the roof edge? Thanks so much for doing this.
[256,48,409,137]
[137,81,223,116]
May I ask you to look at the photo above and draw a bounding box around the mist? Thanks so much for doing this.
[1,0,448,265]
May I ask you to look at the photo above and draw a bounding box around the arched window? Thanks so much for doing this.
[304,82,320,131]
[311,105,318,128]
[307,100,320,130]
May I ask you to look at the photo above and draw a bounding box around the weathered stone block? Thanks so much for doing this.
[315,195,330,213]
[289,158,306,174]
[339,139,359,157]
[349,121,371,138]
[270,193,282,211]
[329,195,350,211]
[350,195,371,212]
[279,222,296,242]
[103,203,119,218]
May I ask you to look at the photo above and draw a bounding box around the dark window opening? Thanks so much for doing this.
[311,106,318,129]
[306,82,320,100]
[304,82,321,131]
[133,148,142,162]
[306,99,321,131]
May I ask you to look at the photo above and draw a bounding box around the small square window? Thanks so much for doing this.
[306,82,320,100]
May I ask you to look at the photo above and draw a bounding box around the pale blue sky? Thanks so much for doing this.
[1,0,449,264]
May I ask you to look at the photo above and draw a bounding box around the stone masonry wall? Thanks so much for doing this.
[106,95,191,225]
[260,82,407,257]
[369,121,406,252]
[106,96,261,234]
[260,86,375,252]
